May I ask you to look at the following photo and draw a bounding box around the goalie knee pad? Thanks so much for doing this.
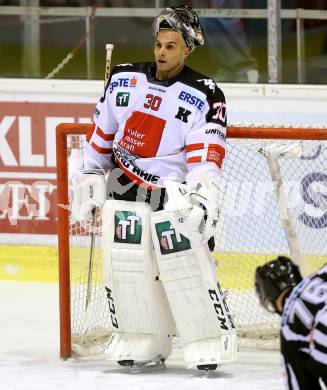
[101,200,175,362]
[151,209,237,368]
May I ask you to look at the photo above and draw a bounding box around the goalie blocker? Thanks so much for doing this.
[101,199,237,370]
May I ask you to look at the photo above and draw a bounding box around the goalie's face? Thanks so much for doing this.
[154,29,190,81]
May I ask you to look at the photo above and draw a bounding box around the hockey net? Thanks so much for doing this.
[56,123,327,359]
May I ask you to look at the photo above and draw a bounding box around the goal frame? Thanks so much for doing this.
[56,122,327,360]
[56,123,92,359]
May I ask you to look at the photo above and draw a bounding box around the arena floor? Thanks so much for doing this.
[0,282,284,390]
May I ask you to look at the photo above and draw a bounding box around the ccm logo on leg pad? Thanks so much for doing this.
[208,288,235,331]
[105,286,119,329]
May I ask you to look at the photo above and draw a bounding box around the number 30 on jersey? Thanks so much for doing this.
[144,94,162,111]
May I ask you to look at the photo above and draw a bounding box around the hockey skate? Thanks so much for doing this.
[117,356,166,373]
[197,364,220,377]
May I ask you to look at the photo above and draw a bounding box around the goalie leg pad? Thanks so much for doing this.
[151,209,237,368]
[101,200,175,362]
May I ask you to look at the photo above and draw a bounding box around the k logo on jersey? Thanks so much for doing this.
[175,106,192,123]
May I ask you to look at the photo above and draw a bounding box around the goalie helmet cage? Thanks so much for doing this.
[56,123,327,360]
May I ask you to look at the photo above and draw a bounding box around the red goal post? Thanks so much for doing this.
[56,122,327,360]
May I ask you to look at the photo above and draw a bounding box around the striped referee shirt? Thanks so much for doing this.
[281,264,327,377]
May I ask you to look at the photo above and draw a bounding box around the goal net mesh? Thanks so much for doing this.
[60,127,327,355]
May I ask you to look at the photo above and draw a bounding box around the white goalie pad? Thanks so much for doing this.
[101,200,176,363]
[151,209,237,368]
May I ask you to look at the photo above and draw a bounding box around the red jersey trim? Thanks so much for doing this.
[206,145,225,168]
[187,156,202,164]
[96,127,115,141]
[186,143,205,152]
[90,142,113,155]
[86,123,96,142]
[186,144,225,168]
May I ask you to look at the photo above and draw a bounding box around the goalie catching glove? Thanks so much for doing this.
[70,169,107,223]
[164,172,220,245]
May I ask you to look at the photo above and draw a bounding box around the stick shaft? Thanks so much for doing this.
[104,43,114,87]
[85,209,97,309]
[85,43,114,312]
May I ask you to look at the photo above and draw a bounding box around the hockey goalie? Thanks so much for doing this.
[69,5,237,372]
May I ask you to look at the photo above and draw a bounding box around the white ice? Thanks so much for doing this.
[0,282,285,390]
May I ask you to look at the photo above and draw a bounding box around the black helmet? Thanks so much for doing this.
[152,5,204,52]
[255,256,302,313]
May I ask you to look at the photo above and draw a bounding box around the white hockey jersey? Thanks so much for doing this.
[86,62,227,188]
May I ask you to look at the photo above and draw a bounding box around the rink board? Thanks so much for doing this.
[0,244,325,285]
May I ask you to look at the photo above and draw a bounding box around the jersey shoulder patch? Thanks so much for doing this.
[180,67,215,93]
[180,66,226,105]
[181,68,227,127]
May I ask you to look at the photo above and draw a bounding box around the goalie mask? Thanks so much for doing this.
[152,5,204,52]
[255,256,302,313]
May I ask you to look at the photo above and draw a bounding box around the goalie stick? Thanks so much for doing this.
[75,44,115,354]
[84,43,114,312]
[104,44,114,87]
[85,208,97,310]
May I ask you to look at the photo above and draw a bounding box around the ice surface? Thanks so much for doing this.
[0,282,284,390]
